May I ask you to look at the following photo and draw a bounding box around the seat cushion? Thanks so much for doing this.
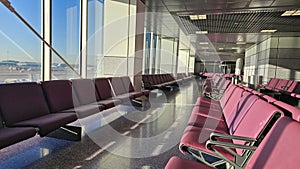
[188,114,228,133]
[180,126,234,161]
[62,104,105,119]
[11,113,77,136]
[0,127,36,149]
[97,99,121,109]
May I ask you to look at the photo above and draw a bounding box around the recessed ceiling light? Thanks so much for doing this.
[198,15,207,20]
[199,42,209,45]
[189,15,198,20]
[189,15,207,20]
[281,10,300,16]
[261,29,277,33]
[218,48,224,50]
[281,10,296,16]
[196,30,208,34]
[293,10,300,16]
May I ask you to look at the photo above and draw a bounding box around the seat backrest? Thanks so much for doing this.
[94,78,114,100]
[41,80,76,113]
[110,77,127,95]
[71,79,99,105]
[226,92,259,135]
[232,98,283,155]
[273,100,300,122]
[219,84,237,106]
[0,82,50,126]
[274,79,289,92]
[265,78,279,90]
[245,117,300,169]
[121,76,135,93]
[221,86,245,118]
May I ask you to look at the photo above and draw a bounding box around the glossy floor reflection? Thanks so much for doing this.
[0,79,201,169]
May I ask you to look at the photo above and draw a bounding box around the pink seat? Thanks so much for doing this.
[246,117,300,169]
[273,100,300,122]
[167,117,299,169]
[165,156,214,169]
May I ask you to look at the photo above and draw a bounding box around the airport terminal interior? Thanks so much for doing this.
[0,0,300,168]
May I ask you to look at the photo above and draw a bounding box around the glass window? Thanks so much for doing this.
[87,0,104,78]
[52,0,81,80]
[0,0,41,83]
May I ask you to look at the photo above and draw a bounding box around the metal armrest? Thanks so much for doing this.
[206,140,257,152]
[210,132,256,143]
[205,140,257,169]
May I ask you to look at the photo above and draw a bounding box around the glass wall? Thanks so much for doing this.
[0,0,41,83]
[52,0,81,80]
[102,0,136,77]
[87,0,104,78]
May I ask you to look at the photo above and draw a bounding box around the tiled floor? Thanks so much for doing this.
[0,79,201,169]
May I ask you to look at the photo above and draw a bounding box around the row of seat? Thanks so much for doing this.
[199,72,234,80]
[0,76,149,149]
[202,74,231,98]
[141,73,192,90]
[165,116,300,169]
[165,77,300,168]
[258,78,300,99]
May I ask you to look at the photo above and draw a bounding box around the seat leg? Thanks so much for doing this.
[46,125,82,141]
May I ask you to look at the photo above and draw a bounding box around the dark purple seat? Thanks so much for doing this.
[110,77,137,101]
[94,77,122,108]
[120,76,144,98]
[71,79,106,118]
[0,127,36,149]
[0,82,77,136]
[43,79,119,118]
[41,80,77,113]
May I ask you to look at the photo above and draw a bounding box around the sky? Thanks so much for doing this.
[0,0,89,64]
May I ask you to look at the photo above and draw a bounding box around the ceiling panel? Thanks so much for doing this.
[179,10,300,34]
[144,0,300,61]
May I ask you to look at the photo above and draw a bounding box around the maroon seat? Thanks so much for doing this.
[0,82,77,136]
[0,127,37,149]
[41,80,77,113]
[110,77,137,101]
[0,114,37,149]
[120,76,145,98]
[71,79,106,118]
[94,77,122,108]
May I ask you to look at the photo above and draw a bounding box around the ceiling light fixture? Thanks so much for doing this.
[281,10,300,16]
[199,42,209,45]
[196,30,208,34]
[260,29,277,33]
[293,10,300,16]
[189,15,207,20]
[189,15,198,20]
